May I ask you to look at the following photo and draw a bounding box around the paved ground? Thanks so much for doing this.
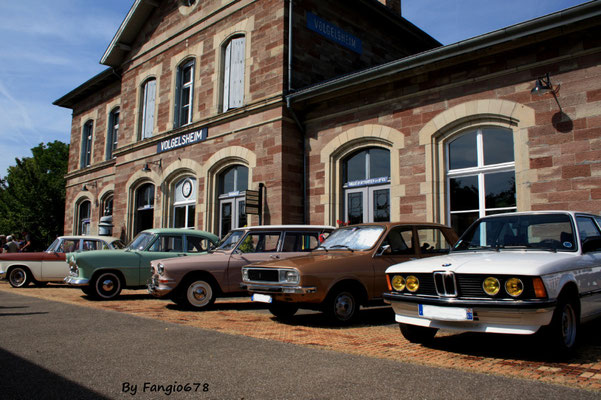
[1,281,601,394]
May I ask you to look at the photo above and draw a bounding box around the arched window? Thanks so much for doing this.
[106,107,119,160]
[447,127,516,234]
[173,177,196,229]
[77,200,91,235]
[101,194,114,218]
[174,59,195,128]
[218,165,248,236]
[342,148,390,224]
[222,36,245,112]
[134,183,155,235]
[80,120,93,168]
[140,78,156,140]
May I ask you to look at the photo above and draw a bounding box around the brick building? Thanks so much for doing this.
[55,0,601,240]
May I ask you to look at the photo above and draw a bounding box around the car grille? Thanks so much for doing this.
[390,272,537,299]
[247,269,279,282]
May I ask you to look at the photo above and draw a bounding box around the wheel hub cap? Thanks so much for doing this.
[102,279,114,292]
[335,295,353,318]
[12,271,25,285]
[193,287,206,301]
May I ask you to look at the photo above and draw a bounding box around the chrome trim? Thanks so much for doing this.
[382,292,556,309]
[433,271,457,297]
[241,283,316,294]
[63,276,90,286]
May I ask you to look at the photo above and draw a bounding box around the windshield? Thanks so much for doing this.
[215,230,245,251]
[318,225,385,251]
[111,240,126,249]
[127,232,156,251]
[46,238,61,252]
[453,213,576,252]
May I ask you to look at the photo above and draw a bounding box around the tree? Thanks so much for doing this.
[0,141,69,251]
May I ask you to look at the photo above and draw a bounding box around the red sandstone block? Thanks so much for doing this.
[587,88,601,102]
[530,156,553,169]
[576,150,601,163]
[562,164,591,179]
[548,190,590,203]
[574,128,601,141]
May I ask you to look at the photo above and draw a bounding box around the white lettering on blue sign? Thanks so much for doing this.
[346,177,390,188]
[306,12,362,54]
[157,127,208,154]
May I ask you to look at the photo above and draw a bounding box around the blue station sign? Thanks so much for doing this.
[306,12,362,54]
[157,127,207,154]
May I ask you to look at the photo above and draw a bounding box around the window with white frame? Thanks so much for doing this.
[106,107,119,159]
[172,177,196,229]
[222,36,245,112]
[175,59,195,128]
[140,78,156,140]
[447,127,516,235]
[342,147,391,224]
[218,165,248,237]
[78,200,91,235]
[80,120,93,168]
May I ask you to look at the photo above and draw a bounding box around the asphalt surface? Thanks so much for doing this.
[1,290,598,399]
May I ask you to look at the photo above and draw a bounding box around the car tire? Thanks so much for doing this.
[90,271,123,300]
[268,302,299,319]
[324,289,358,323]
[399,323,438,344]
[178,278,216,310]
[8,267,30,288]
[547,295,579,355]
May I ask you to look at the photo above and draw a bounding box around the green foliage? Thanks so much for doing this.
[0,141,69,251]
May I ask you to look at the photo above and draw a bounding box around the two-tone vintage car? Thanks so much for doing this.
[0,235,124,288]
[242,222,458,323]
[65,228,218,300]
[148,225,334,309]
[383,211,601,354]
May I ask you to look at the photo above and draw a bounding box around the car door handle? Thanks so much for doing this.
[270,255,280,259]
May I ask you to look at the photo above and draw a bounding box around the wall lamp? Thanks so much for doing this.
[81,181,97,192]
[531,73,560,96]
[142,159,162,172]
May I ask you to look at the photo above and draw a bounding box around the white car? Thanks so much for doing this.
[383,211,601,354]
[0,235,124,288]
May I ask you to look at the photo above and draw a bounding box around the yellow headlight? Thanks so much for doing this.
[483,277,500,296]
[406,275,419,292]
[505,277,524,297]
[391,275,406,291]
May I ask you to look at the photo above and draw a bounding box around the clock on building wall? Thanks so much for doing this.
[182,179,193,198]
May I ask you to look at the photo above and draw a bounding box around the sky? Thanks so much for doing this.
[0,0,592,179]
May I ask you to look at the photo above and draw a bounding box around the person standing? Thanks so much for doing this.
[20,231,32,252]
[4,235,19,253]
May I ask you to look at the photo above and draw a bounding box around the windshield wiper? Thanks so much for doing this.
[329,244,354,252]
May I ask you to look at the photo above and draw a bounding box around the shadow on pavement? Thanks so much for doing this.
[0,347,109,400]
[422,318,601,364]
[273,306,397,329]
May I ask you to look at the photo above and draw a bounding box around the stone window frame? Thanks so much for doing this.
[319,124,404,226]
[168,44,202,128]
[174,58,196,128]
[212,17,254,115]
[198,146,257,233]
[133,65,162,142]
[418,99,535,225]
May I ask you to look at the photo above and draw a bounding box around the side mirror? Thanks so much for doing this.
[376,244,391,256]
[582,236,601,253]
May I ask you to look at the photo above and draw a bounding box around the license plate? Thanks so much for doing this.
[251,293,272,304]
[418,304,473,321]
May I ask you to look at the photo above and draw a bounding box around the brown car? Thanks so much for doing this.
[147,225,334,309]
[241,222,458,323]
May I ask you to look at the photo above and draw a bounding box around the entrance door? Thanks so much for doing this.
[219,196,246,237]
[344,185,390,224]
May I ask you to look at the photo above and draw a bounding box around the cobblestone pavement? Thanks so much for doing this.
[2,281,601,392]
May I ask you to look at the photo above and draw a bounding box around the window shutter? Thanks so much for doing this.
[230,37,245,109]
[174,67,181,128]
[223,42,231,112]
[143,79,156,139]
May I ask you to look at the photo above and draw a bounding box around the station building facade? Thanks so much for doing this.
[55,0,601,240]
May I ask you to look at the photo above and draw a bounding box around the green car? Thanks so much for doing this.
[64,228,219,300]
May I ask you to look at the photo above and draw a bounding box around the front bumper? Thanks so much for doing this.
[383,292,557,335]
[241,282,317,294]
[147,274,176,297]
[63,276,90,287]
